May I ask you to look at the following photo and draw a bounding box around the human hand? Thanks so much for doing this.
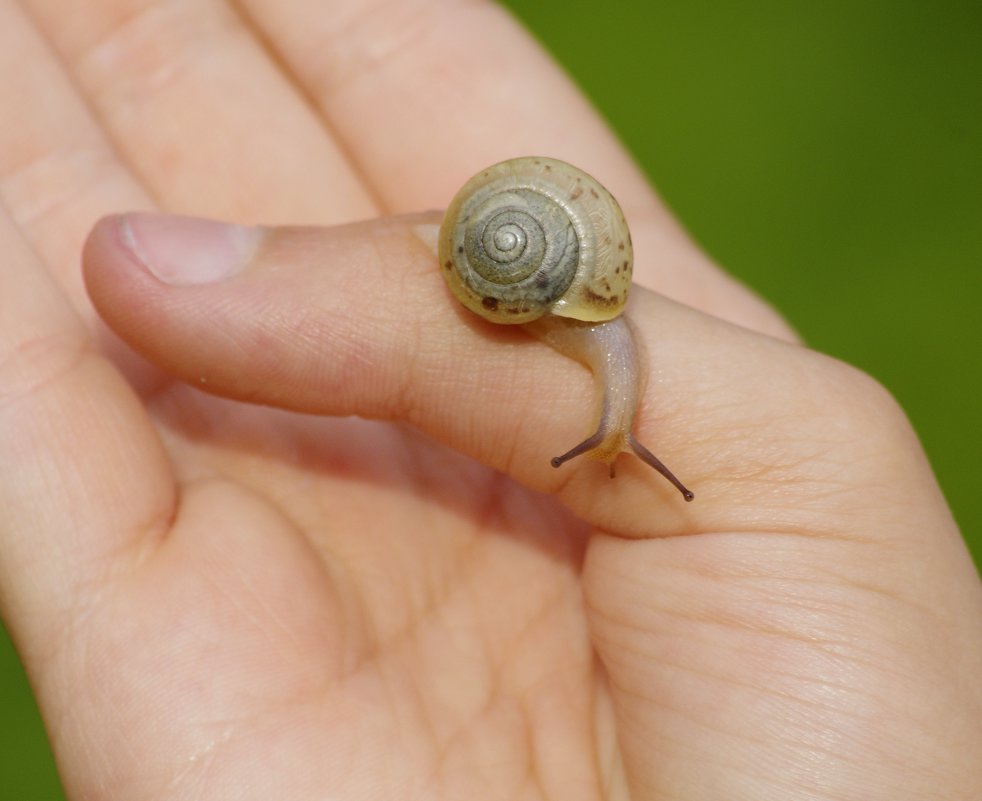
[2,2,980,800]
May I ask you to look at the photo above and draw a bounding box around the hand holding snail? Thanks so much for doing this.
[438,157,693,500]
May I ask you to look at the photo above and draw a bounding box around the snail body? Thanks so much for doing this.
[439,157,692,500]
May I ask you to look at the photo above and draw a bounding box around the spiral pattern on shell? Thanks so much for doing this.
[439,157,633,324]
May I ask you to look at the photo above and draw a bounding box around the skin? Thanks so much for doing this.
[0,2,980,801]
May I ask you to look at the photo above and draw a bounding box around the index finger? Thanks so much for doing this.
[235,0,794,338]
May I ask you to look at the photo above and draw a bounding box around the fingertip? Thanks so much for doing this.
[83,214,155,318]
[81,214,121,281]
[82,214,134,322]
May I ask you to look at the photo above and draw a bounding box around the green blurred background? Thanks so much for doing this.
[3,0,980,796]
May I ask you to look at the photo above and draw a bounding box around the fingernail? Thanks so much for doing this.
[119,213,263,285]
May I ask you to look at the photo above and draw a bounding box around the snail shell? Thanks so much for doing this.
[438,157,633,324]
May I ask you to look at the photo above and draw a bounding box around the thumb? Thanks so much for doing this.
[85,210,704,532]
[84,211,941,539]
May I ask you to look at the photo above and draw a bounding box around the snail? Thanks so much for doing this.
[437,156,693,501]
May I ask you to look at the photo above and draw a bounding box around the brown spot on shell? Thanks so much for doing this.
[457,246,464,254]
[444,260,453,271]
[618,242,625,251]
[570,186,583,200]
[482,296,499,311]
[590,188,599,199]
[584,289,621,309]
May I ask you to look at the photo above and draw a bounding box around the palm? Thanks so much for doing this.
[110,398,596,797]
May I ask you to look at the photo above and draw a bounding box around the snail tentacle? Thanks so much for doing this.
[629,435,695,501]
